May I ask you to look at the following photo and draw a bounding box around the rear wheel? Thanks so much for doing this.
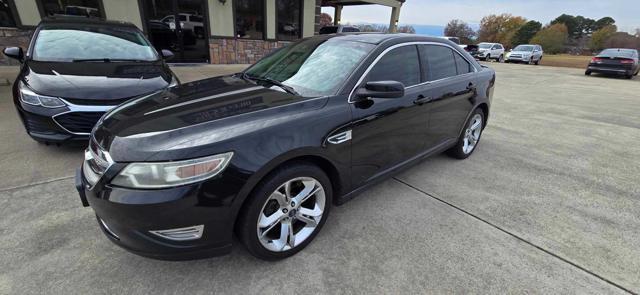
[237,163,332,260]
[585,70,592,76]
[534,57,541,65]
[447,108,485,159]
[498,54,504,63]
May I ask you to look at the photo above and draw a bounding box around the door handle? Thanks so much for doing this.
[413,95,432,105]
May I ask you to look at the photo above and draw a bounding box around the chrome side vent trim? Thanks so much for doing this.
[327,130,352,145]
[149,225,204,241]
[99,218,120,240]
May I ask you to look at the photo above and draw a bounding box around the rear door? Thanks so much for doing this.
[418,44,477,148]
[349,44,430,187]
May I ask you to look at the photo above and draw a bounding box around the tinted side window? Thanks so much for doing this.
[454,53,472,74]
[421,45,457,81]
[367,45,420,87]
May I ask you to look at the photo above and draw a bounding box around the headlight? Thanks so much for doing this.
[19,82,66,108]
[111,152,233,189]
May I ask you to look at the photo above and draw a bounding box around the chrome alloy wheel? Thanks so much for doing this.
[462,114,483,154]
[257,177,326,252]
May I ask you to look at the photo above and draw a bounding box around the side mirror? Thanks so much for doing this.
[161,49,174,60]
[509,49,513,52]
[355,81,405,100]
[3,47,24,63]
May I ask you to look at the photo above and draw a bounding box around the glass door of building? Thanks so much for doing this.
[142,0,209,63]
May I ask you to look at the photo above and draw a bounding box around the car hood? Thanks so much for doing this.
[509,51,533,55]
[21,60,173,100]
[93,75,328,162]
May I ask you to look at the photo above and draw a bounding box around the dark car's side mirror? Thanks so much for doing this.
[355,81,405,100]
[4,47,24,63]
[161,49,174,60]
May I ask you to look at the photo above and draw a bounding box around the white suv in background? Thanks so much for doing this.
[477,42,505,62]
[505,44,544,65]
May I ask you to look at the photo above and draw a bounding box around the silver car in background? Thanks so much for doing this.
[506,44,544,65]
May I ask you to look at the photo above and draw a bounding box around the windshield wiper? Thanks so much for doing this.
[72,58,146,63]
[241,73,300,96]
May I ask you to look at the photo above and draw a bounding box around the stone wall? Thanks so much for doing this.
[0,28,32,65]
[209,38,291,64]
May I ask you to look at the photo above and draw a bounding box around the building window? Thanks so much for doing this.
[38,0,102,18]
[235,0,264,39]
[276,0,301,40]
[0,0,16,27]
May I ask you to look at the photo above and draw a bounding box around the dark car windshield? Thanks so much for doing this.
[244,38,374,97]
[514,45,535,52]
[599,49,636,57]
[32,24,158,62]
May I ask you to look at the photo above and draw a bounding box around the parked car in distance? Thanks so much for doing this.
[585,48,639,79]
[77,33,495,261]
[463,44,480,58]
[476,42,505,62]
[319,25,361,34]
[3,17,179,144]
[505,44,544,65]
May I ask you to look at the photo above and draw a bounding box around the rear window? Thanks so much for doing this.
[421,45,457,81]
[454,53,472,74]
[599,49,635,58]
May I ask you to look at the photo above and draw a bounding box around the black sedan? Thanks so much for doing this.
[77,34,495,260]
[3,17,178,144]
[585,48,640,79]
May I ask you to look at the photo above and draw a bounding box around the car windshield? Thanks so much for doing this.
[478,43,492,49]
[514,45,535,52]
[599,49,635,57]
[244,38,374,97]
[32,24,158,62]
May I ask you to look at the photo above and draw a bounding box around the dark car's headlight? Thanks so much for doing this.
[111,152,233,189]
[19,82,66,108]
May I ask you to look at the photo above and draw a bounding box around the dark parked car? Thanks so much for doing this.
[3,17,178,144]
[319,25,361,34]
[585,48,640,79]
[77,34,495,260]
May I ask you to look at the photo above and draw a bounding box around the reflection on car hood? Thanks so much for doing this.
[93,75,327,161]
[21,60,172,100]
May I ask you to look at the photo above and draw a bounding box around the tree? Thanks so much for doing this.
[397,25,416,34]
[352,23,388,32]
[319,13,332,27]
[477,14,526,48]
[594,17,616,31]
[444,19,476,44]
[605,32,640,50]
[511,20,542,46]
[530,24,568,54]
[590,25,617,51]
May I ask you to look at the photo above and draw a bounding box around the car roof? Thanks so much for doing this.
[39,17,137,28]
[319,33,456,45]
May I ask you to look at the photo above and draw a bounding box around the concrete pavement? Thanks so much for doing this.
[0,63,638,294]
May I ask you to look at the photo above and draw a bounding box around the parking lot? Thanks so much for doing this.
[0,62,638,294]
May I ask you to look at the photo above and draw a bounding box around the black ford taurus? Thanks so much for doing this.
[4,17,178,144]
[76,33,495,260]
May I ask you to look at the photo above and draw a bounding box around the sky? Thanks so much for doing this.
[321,0,640,34]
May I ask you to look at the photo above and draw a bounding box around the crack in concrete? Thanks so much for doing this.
[0,175,74,193]
[393,177,636,295]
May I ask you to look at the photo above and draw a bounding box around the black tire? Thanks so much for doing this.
[585,70,591,76]
[626,74,633,80]
[447,108,485,159]
[485,54,490,62]
[534,57,541,65]
[237,162,333,260]
[498,54,504,63]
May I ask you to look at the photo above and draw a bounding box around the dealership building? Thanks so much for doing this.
[0,0,403,65]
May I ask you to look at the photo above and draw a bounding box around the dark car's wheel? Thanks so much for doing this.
[585,70,592,76]
[237,163,332,260]
[447,108,485,159]
[534,57,541,65]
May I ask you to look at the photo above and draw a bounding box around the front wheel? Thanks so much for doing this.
[585,70,592,76]
[447,108,485,159]
[237,163,332,260]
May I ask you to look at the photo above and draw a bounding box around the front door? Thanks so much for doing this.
[142,0,209,63]
[349,45,430,187]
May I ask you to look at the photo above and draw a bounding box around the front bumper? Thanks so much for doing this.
[16,100,114,143]
[75,163,241,260]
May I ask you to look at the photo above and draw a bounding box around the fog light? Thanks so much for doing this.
[149,225,204,241]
